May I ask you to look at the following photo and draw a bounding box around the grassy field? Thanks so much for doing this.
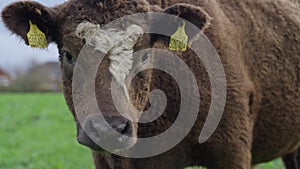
[0,93,285,169]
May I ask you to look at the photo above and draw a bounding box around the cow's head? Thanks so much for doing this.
[2,0,210,151]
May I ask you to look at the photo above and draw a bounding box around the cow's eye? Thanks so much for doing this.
[63,51,75,65]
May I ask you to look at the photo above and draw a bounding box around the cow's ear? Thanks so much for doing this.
[151,3,211,47]
[1,1,57,46]
[162,3,211,31]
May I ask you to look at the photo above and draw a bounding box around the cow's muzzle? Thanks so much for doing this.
[77,113,136,151]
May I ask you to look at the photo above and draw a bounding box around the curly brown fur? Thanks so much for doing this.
[2,0,300,169]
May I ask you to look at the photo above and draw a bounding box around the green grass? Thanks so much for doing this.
[0,93,93,169]
[0,93,285,169]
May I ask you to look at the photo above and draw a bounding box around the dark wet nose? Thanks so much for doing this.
[77,114,132,150]
[85,116,128,134]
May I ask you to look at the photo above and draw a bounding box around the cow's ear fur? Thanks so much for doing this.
[151,3,211,46]
[80,0,106,6]
[1,1,57,46]
[162,3,211,31]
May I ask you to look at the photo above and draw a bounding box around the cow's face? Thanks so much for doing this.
[2,0,210,151]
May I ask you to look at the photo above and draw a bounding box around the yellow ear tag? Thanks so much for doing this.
[27,20,48,48]
[169,21,188,52]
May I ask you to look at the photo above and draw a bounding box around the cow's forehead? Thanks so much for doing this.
[57,0,154,24]
[55,0,153,50]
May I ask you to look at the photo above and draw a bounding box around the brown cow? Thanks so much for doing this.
[2,0,300,169]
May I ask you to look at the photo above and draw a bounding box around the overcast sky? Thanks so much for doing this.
[0,0,65,73]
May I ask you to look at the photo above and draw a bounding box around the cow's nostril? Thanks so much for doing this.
[120,122,131,134]
[110,121,129,133]
[79,114,136,150]
[84,115,130,135]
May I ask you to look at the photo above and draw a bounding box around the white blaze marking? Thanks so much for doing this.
[76,22,144,100]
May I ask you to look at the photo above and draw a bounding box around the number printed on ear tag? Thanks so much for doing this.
[27,20,48,49]
[169,21,188,52]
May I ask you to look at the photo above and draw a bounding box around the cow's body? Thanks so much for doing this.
[2,0,300,169]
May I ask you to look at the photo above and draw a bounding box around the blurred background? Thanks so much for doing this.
[0,0,285,169]
[0,1,94,169]
[0,0,62,92]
